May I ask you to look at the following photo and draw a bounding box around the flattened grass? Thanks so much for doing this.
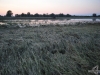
[0,24,100,75]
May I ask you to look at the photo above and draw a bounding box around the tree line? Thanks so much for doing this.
[0,10,100,18]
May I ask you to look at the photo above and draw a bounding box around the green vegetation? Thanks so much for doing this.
[0,23,100,75]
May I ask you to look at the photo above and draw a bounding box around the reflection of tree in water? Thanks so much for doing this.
[66,19,71,21]
[92,18,96,21]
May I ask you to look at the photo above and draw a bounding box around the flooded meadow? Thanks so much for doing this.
[0,18,100,28]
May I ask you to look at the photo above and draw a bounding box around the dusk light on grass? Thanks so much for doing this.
[0,0,100,75]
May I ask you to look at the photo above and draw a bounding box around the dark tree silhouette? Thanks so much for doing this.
[92,13,96,17]
[27,12,31,17]
[6,10,13,17]
[66,14,71,17]
[0,15,3,17]
[34,13,39,17]
[58,13,64,17]
[21,13,25,17]
[50,13,56,19]
[43,14,46,17]
[15,14,19,17]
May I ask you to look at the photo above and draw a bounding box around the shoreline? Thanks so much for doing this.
[0,17,100,20]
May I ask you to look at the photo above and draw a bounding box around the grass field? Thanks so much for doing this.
[0,23,100,75]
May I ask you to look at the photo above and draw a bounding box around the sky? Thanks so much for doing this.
[0,0,100,16]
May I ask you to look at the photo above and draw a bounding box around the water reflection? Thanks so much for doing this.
[0,19,100,26]
[66,19,70,21]
[92,18,96,21]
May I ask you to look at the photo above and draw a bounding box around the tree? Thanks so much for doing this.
[6,10,13,17]
[34,13,39,17]
[43,14,46,17]
[0,15,3,17]
[58,13,64,17]
[15,14,20,17]
[66,14,71,17]
[50,13,56,19]
[92,13,96,17]
[21,13,25,17]
[27,12,30,17]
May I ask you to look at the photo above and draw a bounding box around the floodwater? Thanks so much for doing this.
[0,19,100,27]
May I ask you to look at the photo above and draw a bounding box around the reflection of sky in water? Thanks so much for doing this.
[0,19,100,26]
[0,22,6,25]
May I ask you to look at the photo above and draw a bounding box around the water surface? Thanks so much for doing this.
[0,19,100,27]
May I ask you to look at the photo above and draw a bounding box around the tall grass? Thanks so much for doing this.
[0,23,100,75]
